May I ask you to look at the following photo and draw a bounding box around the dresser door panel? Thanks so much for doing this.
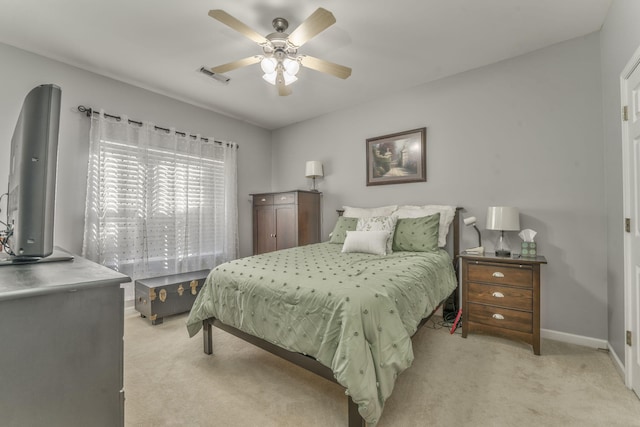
[254,205,276,255]
[275,205,296,251]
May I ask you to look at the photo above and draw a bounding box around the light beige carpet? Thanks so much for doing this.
[124,310,640,426]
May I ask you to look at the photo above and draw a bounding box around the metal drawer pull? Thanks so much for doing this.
[261,198,266,202]
[492,292,505,298]
[280,196,287,200]
[492,272,505,278]
[492,313,505,320]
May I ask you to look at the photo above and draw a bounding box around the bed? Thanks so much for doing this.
[186,205,461,426]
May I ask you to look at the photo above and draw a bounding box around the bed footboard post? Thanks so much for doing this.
[348,397,366,427]
[203,319,213,355]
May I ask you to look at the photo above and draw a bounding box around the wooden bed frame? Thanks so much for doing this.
[201,207,462,427]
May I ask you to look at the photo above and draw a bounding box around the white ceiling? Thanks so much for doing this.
[0,0,612,130]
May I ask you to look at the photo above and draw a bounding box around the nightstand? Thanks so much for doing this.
[460,253,547,355]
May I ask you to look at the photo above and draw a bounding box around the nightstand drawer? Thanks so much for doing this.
[253,195,273,206]
[467,263,532,288]
[467,282,532,311]
[274,192,295,204]
[468,303,533,333]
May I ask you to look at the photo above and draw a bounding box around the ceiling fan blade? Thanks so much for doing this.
[209,10,268,45]
[287,8,336,48]
[276,68,292,96]
[211,56,262,74]
[300,55,352,79]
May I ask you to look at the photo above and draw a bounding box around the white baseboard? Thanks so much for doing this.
[607,344,626,384]
[541,328,607,349]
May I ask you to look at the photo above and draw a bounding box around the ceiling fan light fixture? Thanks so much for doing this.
[283,58,300,76]
[263,71,297,86]
[260,57,277,74]
[283,73,298,86]
[262,72,277,85]
[209,8,351,96]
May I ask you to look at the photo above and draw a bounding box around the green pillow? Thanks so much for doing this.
[392,213,440,252]
[329,217,358,244]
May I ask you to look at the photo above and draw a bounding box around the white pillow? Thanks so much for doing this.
[394,205,456,247]
[356,215,398,254]
[342,231,389,256]
[343,205,398,218]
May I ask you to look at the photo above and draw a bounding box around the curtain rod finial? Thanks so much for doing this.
[77,105,92,117]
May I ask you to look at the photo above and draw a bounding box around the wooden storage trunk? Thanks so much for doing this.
[135,269,209,325]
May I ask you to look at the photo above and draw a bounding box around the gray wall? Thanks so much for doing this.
[272,33,606,340]
[0,42,271,264]
[600,0,640,363]
[0,22,620,344]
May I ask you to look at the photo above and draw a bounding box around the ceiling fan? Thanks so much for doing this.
[208,8,352,96]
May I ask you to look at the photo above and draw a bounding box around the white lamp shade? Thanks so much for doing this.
[283,73,298,86]
[260,57,277,74]
[262,70,297,86]
[305,161,323,178]
[262,72,277,85]
[463,216,477,226]
[283,58,300,76]
[486,207,520,231]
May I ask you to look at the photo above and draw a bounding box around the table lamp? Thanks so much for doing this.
[305,161,323,192]
[486,206,520,257]
[463,216,484,254]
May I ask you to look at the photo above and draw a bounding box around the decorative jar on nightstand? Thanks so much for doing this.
[460,253,547,355]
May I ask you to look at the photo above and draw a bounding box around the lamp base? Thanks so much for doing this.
[495,249,511,257]
[494,231,512,257]
[464,246,484,255]
[307,176,319,192]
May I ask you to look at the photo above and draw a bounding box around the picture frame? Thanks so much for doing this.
[366,127,427,186]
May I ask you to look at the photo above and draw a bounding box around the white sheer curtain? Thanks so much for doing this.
[82,110,238,281]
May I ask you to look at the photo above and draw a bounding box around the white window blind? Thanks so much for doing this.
[83,111,238,282]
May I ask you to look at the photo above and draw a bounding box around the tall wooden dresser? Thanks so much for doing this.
[0,249,130,426]
[251,190,321,255]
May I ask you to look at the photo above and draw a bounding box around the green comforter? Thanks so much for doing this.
[186,242,457,424]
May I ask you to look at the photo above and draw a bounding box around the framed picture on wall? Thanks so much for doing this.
[365,127,427,186]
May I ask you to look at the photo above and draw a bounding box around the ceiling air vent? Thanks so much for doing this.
[198,67,230,84]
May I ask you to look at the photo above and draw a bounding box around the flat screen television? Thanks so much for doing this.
[1,84,63,263]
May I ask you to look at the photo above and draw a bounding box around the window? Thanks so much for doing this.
[83,112,238,283]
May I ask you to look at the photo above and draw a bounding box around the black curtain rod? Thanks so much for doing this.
[77,105,237,148]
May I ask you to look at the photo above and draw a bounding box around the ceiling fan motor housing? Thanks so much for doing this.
[272,17,289,33]
[264,30,298,65]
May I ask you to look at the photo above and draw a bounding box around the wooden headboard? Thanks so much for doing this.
[452,206,462,263]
